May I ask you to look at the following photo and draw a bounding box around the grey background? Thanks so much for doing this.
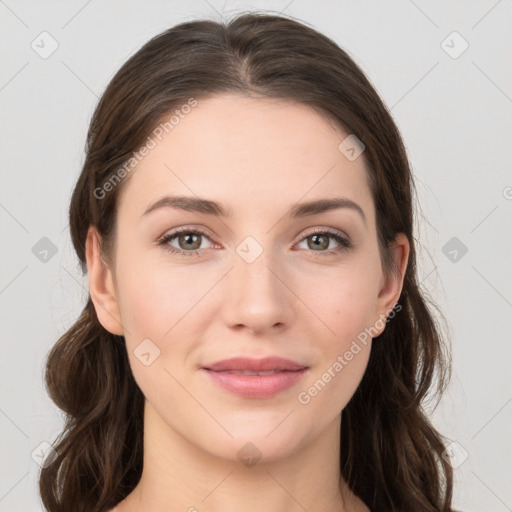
[1,1,511,510]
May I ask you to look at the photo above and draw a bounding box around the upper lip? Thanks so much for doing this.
[202,356,307,372]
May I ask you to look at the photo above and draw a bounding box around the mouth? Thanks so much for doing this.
[207,369,298,376]
[200,356,309,398]
[202,356,307,373]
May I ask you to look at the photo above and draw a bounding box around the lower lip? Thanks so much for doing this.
[201,368,308,398]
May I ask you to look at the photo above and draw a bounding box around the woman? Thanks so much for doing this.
[39,11,455,512]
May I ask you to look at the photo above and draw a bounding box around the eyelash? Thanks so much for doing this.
[157,227,352,258]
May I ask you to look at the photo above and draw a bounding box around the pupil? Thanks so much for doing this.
[311,234,328,250]
[181,233,199,249]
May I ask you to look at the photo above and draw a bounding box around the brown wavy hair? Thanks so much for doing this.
[39,10,454,512]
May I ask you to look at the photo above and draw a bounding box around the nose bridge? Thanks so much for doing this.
[222,234,291,331]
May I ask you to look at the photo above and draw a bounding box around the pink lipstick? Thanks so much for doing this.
[201,356,309,399]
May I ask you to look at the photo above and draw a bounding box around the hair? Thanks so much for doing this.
[39,10,454,512]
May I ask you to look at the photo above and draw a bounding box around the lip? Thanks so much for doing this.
[202,356,307,372]
[201,357,309,399]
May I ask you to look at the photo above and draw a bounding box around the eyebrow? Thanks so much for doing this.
[142,195,366,225]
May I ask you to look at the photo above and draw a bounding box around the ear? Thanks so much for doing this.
[85,226,124,336]
[373,232,410,336]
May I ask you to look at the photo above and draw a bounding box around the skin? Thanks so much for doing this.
[86,93,409,512]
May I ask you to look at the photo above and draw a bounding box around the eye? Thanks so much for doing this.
[157,227,353,258]
[157,228,215,257]
[295,228,352,257]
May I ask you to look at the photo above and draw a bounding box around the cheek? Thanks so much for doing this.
[300,300,373,416]
[114,256,212,384]
[115,247,205,339]
[117,274,169,340]
[305,262,380,341]
[296,259,378,409]
[320,342,371,416]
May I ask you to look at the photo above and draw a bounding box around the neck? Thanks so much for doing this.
[114,401,368,512]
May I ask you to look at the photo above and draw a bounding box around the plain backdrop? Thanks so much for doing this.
[1,1,511,511]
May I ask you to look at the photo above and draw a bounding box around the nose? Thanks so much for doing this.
[220,247,294,335]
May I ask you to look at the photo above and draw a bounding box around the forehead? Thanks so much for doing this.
[117,93,373,223]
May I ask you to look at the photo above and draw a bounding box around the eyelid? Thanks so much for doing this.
[159,224,350,243]
[158,225,216,242]
[298,226,349,241]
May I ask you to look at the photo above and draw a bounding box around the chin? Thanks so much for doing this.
[193,421,309,465]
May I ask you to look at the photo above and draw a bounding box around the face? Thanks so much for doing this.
[87,93,408,464]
